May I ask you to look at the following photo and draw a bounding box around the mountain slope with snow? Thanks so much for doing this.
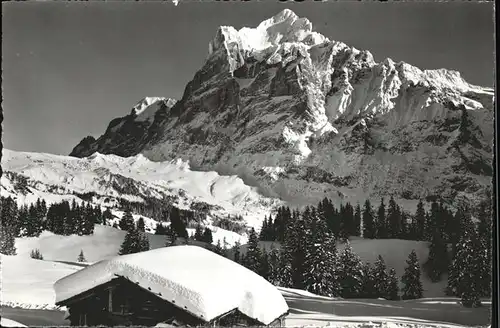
[69,9,493,211]
[1,149,281,229]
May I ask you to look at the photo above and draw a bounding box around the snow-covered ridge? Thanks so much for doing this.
[54,246,289,325]
[1,149,282,229]
[209,9,327,56]
[132,97,177,122]
[69,9,493,211]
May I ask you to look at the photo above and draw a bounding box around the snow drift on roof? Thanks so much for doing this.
[54,245,288,325]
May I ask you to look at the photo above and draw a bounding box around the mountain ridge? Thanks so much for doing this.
[65,9,493,210]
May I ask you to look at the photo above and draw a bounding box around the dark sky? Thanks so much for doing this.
[2,1,494,155]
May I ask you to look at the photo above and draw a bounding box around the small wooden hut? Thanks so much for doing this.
[54,245,289,327]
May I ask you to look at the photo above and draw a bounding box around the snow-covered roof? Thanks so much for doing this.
[54,245,288,325]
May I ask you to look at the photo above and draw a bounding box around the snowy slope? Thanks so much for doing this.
[0,255,81,310]
[69,9,493,213]
[0,318,28,327]
[14,224,246,264]
[1,148,282,229]
[54,246,288,325]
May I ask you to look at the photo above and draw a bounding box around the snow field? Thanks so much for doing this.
[1,255,81,310]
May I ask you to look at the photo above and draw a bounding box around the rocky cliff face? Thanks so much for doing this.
[70,9,494,209]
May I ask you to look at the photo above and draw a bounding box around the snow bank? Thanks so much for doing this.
[1,255,81,310]
[0,318,28,327]
[54,246,288,325]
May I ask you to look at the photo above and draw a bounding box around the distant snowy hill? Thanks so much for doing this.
[69,9,493,212]
[1,148,281,230]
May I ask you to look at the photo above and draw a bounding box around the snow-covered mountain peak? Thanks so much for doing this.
[69,10,493,212]
[131,97,177,121]
[209,9,327,59]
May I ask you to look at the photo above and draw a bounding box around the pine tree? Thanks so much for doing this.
[277,214,295,288]
[387,196,401,238]
[268,246,280,285]
[30,248,43,260]
[360,262,376,298]
[386,268,400,300]
[362,200,376,239]
[119,210,135,232]
[376,198,387,239]
[259,216,269,241]
[77,249,86,262]
[155,223,167,235]
[194,224,204,241]
[213,240,224,256]
[169,207,188,239]
[353,204,362,237]
[401,210,411,240]
[372,255,389,298]
[414,200,426,241]
[119,227,149,255]
[202,227,213,244]
[425,231,449,282]
[102,208,113,226]
[232,241,241,264]
[401,250,423,299]
[138,230,150,252]
[303,207,337,296]
[259,251,271,280]
[0,224,17,255]
[447,220,483,307]
[476,196,492,297]
[245,227,261,274]
[338,241,363,298]
[136,217,145,232]
[288,209,308,289]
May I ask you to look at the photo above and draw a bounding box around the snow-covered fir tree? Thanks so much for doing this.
[267,246,281,285]
[386,268,400,300]
[303,207,335,296]
[30,248,43,260]
[119,210,135,232]
[401,250,423,299]
[372,255,389,298]
[360,262,376,298]
[376,198,387,239]
[425,231,449,282]
[387,196,401,238]
[413,200,427,241]
[213,240,225,256]
[194,224,203,241]
[244,227,261,274]
[290,209,308,289]
[119,227,150,255]
[232,241,241,264]
[353,203,362,237]
[136,217,145,232]
[202,227,213,244]
[362,200,376,239]
[102,208,113,226]
[338,241,363,298]
[259,251,271,280]
[0,224,17,255]
[447,217,483,307]
[476,195,492,297]
[77,249,86,262]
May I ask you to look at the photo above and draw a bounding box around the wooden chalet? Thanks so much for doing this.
[54,246,289,327]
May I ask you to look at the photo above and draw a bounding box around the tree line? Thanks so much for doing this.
[237,210,424,301]
[252,196,491,307]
